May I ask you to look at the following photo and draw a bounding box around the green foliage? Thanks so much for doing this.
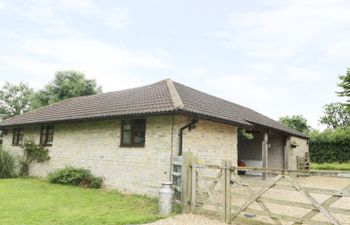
[320,102,350,129]
[0,82,33,120]
[238,128,254,140]
[337,68,350,102]
[311,162,350,171]
[279,115,311,134]
[0,178,162,225]
[48,166,103,189]
[0,148,16,178]
[309,128,350,163]
[19,140,50,176]
[31,71,102,109]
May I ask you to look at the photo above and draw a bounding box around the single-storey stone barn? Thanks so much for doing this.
[0,79,308,195]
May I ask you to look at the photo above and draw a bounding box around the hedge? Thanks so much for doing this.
[309,128,350,163]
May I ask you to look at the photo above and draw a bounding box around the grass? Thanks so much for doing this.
[311,162,350,171]
[0,177,164,225]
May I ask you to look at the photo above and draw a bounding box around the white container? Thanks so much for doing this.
[159,181,173,216]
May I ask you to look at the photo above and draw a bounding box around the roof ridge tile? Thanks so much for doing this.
[164,79,184,110]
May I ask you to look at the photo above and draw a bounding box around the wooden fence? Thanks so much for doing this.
[178,153,350,225]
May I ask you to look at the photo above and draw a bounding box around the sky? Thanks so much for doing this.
[1,0,350,129]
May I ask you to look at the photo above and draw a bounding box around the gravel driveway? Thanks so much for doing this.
[145,213,228,225]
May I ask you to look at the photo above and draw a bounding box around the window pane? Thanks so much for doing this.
[121,120,132,145]
[47,134,53,145]
[122,130,131,144]
[134,133,145,144]
[47,128,54,135]
[12,129,17,144]
[123,120,132,131]
[41,128,47,135]
[134,119,145,145]
[40,134,46,145]
[40,126,54,146]
[18,134,24,145]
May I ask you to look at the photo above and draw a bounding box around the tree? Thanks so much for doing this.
[31,71,102,109]
[319,103,350,129]
[0,82,33,120]
[337,68,350,104]
[279,115,310,134]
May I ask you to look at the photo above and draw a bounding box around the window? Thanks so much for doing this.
[121,119,146,147]
[0,130,3,146]
[40,126,54,146]
[12,128,24,145]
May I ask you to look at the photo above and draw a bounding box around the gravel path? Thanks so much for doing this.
[145,213,228,225]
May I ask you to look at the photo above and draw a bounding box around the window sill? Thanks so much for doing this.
[11,144,22,146]
[119,144,145,148]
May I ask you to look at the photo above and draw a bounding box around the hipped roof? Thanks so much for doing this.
[0,79,308,138]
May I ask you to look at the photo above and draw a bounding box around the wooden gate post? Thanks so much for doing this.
[191,163,197,212]
[224,160,232,223]
[182,151,193,212]
[262,131,269,180]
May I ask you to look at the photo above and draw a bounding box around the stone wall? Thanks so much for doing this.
[268,132,285,169]
[2,125,40,156]
[288,136,309,171]
[173,116,238,166]
[2,115,238,195]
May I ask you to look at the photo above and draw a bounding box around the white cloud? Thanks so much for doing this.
[0,36,171,91]
[1,0,348,131]
[182,66,209,79]
[5,0,129,32]
[204,0,350,129]
[0,1,161,91]
[57,0,95,12]
[101,8,129,30]
[54,0,130,30]
[0,1,6,11]
[177,60,339,129]
[213,0,350,61]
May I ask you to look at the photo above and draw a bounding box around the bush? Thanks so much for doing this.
[48,167,103,189]
[0,148,16,178]
[309,128,350,163]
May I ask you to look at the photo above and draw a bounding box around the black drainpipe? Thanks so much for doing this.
[178,118,198,156]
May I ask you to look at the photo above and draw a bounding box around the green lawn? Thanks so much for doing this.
[0,178,163,225]
[311,162,350,171]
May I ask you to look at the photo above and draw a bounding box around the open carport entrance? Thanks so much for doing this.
[237,129,287,175]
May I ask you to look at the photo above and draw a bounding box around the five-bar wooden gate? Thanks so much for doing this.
[179,153,350,225]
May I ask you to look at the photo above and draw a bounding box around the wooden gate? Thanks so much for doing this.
[186,158,350,225]
[191,162,227,220]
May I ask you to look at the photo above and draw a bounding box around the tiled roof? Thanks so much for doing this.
[0,79,307,138]
[173,81,307,138]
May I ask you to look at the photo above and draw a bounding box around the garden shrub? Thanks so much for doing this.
[48,166,103,189]
[0,148,16,178]
[309,128,350,163]
[19,140,50,176]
